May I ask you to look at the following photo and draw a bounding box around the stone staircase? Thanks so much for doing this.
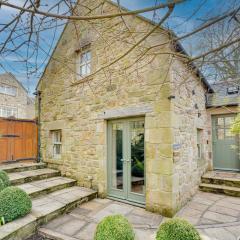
[0,162,97,240]
[199,171,240,197]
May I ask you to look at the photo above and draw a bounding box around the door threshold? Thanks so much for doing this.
[107,196,145,208]
[214,168,240,172]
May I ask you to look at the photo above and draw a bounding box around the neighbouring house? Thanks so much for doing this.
[206,79,240,171]
[0,72,35,119]
[36,0,239,217]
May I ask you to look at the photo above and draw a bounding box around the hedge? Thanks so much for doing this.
[156,218,201,240]
[0,179,5,192]
[0,170,10,188]
[94,215,135,240]
[0,186,32,223]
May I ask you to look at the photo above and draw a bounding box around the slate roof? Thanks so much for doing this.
[206,80,240,107]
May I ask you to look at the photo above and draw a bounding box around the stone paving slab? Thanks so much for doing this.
[40,198,161,240]
[39,191,240,240]
[0,162,46,173]
[17,177,77,198]
[0,187,97,240]
[8,168,60,185]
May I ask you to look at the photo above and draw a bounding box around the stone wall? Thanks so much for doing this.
[0,73,35,119]
[38,0,209,216]
[170,59,210,211]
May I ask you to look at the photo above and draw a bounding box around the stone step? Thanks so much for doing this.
[8,168,60,185]
[199,183,240,197]
[0,162,46,173]
[0,186,97,240]
[17,177,77,199]
[202,173,240,188]
[38,228,78,240]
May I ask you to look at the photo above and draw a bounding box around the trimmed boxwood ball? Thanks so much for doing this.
[0,186,32,223]
[156,218,201,240]
[0,170,10,188]
[0,179,5,192]
[94,215,135,240]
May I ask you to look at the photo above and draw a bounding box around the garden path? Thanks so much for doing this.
[38,191,240,240]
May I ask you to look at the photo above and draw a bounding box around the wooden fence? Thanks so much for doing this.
[0,117,38,163]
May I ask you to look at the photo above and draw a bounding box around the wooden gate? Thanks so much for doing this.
[0,117,37,163]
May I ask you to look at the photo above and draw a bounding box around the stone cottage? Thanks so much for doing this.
[36,0,239,216]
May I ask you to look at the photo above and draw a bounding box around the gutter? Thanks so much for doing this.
[33,90,42,162]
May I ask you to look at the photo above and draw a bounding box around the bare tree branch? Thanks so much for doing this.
[0,0,185,21]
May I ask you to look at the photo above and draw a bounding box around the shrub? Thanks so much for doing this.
[0,170,10,188]
[156,218,201,240]
[0,186,32,223]
[0,179,5,192]
[94,215,135,240]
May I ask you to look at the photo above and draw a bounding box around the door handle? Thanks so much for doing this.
[126,159,134,163]
[120,159,132,163]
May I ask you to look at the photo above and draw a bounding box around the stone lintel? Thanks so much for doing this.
[45,120,65,130]
[97,104,153,120]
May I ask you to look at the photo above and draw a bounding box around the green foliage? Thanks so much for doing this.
[0,170,10,188]
[156,218,201,240]
[132,159,144,177]
[0,216,5,225]
[0,187,32,223]
[94,215,135,240]
[131,133,144,177]
[231,113,240,134]
[0,179,5,192]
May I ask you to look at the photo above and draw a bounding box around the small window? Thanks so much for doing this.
[79,50,91,77]
[197,129,203,159]
[0,84,17,96]
[51,130,62,159]
[227,86,239,95]
[0,106,17,118]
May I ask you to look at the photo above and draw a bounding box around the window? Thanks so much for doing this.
[227,86,239,95]
[216,116,235,139]
[79,50,91,77]
[197,129,203,159]
[51,130,62,158]
[0,84,17,96]
[0,106,17,118]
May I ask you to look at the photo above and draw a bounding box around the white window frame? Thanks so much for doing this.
[227,86,239,95]
[0,106,17,118]
[0,84,17,96]
[77,50,91,79]
[51,130,62,159]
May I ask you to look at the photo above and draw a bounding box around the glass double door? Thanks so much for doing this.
[107,118,145,204]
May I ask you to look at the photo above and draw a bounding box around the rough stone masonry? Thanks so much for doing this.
[37,0,210,217]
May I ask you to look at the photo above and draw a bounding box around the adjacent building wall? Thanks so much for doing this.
[0,73,35,119]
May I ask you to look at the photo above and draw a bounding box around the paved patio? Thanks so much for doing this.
[39,191,240,240]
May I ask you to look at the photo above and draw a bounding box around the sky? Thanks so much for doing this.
[0,0,238,94]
